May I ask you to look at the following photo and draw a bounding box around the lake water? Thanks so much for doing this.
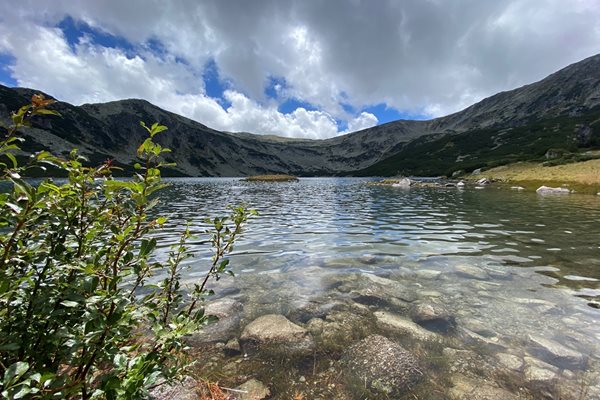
[155,177,600,398]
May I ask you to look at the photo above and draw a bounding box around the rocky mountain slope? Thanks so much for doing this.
[1,53,599,176]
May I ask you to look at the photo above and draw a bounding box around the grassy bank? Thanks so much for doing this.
[469,159,600,194]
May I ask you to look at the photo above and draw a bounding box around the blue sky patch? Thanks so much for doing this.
[203,59,231,108]
[278,98,319,114]
[264,76,287,99]
[0,53,17,86]
[57,16,135,54]
[362,103,429,125]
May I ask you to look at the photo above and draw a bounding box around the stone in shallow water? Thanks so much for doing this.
[527,335,586,369]
[454,264,489,280]
[496,352,524,371]
[224,338,241,355]
[374,311,439,341]
[442,348,496,377]
[448,374,518,400]
[409,302,456,333]
[235,379,270,400]
[457,327,506,351]
[186,298,243,345]
[308,310,378,353]
[149,376,198,400]
[239,314,315,357]
[415,269,442,279]
[340,335,423,398]
[523,356,558,383]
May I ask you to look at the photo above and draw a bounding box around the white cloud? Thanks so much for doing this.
[0,18,371,139]
[346,112,378,133]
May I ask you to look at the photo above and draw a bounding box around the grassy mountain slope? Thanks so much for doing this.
[356,106,600,177]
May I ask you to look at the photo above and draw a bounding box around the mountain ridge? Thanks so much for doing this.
[1,53,599,176]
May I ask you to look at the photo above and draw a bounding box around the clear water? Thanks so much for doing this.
[154,177,600,395]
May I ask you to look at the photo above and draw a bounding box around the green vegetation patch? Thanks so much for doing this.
[355,106,600,177]
[245,174,299,182]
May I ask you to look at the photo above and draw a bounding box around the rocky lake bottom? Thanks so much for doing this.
[149,178,600,399]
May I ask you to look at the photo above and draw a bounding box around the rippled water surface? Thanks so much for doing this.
[156,177,599,289]
[155,177,600,396]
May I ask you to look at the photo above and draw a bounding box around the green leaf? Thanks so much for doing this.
[5,202,22,214]
[13,385,32,399]
[32,108,61,116]
[219,259,230,270]
[5,153,17,169]
[139,238,157,258]
[149,123,168,137]
[3,361,29,386]
[0,342,20,351]
[60,300,79,308]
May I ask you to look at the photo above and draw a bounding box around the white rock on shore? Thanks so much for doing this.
[536,185,570,194]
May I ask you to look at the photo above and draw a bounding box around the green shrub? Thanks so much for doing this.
[0,96,254,399]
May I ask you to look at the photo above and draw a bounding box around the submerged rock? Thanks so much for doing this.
[523,356,558,384]
[448,374,518,400]
[239,314,314,357]
[374,311,440,341]
[235,379,270,400]
[149,376,199,400]
[308,309,377,353]
[443,348,495,377]
[357,273,418,302]
[224,338,242,355]
[495,352,524,371]
[454,264,489,280]
[457,327,505,351]
[527,335,586,369]
[414,268,442,280]
[341,335,423,398]
[186,298,243,345]
[409,302,456,333]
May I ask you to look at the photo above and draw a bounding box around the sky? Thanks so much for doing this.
[0,1,599,139]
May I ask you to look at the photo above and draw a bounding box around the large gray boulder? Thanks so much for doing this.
[239,314,315,357]
[340,335,423,398]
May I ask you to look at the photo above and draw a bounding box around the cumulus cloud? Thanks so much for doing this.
[0,14,370,139]
[0,0,599,138]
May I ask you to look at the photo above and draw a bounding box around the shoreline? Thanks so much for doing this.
[463,159,600,194]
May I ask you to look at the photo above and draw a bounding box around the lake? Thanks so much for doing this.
[155,177,600,399]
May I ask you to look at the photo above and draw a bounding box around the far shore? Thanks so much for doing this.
[464,159,600,194]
